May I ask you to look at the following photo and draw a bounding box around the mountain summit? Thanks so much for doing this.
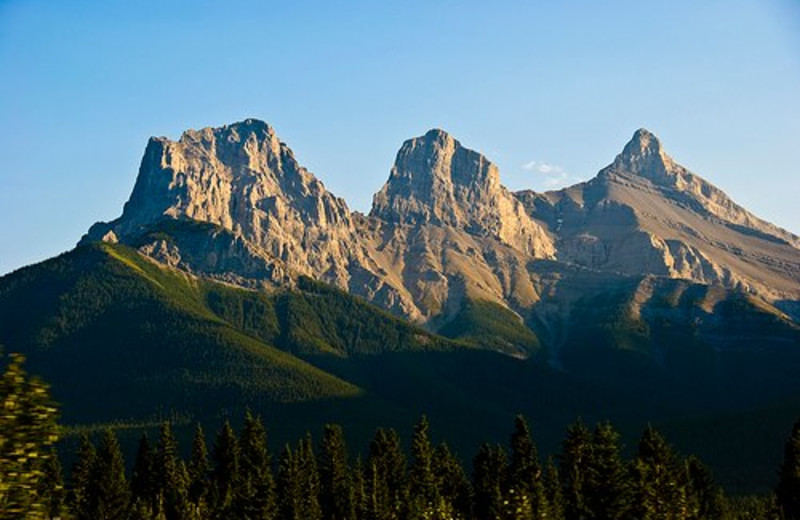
[82,119,800,335]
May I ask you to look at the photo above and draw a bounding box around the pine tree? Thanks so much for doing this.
[155,422,189,520]
[210,421,239,518]
[543,457,564,520]
[277,444,301,520]
[508,415,549,520]
[683,455,724,520]
[408,416,439,519]
[318,424,352,520]
[297,434,322,520]
[434,442,471,519]
[472,443,507,520]
[632,426,686,520]
[0,353,59,520]
[777,420,800,520]
[131,432,158,517]
[91,428,131,520]
[187,424,210,517]
[560,419,592,520]
[37,447,66,520]
[69,434,97,520]
[237,412,275,519]
[585,422,631,520]
[365,428,407,520]
[351,456,367,520]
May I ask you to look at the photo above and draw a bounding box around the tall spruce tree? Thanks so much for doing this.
[365,428,407,520]
[777,420,800,520]
[351,456,367,520]
[585,422,631,520]
[560,419,592,520]
[211,421,239,518]
[37,447,66,520]
[69,434,97,520]
[237,412,275,520]
[632,426,686,520]
[91,429,130,520]
[155,422,189,520]
[683,455,724,520]
[434,442,471,519]
[318,424,352,520]
[508,415,548,520]
[276,444,300,520]
[472,443,508,520]
[543,457,565,520]
[131,432,158,517]
[187,424,211,517]
[0,353,59,520]
[408,416,439,520]
[297,434,322,520]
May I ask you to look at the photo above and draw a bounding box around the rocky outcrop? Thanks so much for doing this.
[83,120,800,337]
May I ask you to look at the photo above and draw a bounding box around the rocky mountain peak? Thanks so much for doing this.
[611,128,675,183]
[370,130,554,255]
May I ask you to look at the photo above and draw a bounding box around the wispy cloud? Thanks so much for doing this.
[521,160,571,188]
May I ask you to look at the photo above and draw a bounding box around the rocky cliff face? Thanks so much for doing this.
[84,120,800,345]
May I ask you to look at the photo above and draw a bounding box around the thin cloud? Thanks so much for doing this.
[521,160,572,189]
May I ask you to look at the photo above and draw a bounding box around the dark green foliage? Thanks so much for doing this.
[91,429,131,519]
[236,412,275,519]
[777,420,800,520]
[365,428,407,520]
[210,421,238,517]
[408,416,439,519]
[585,422,631,520]
[318,424,353,520]
[433,443,472,519]
[438,299,541,357]
[155,422,189,520]
[508,415,548,519]
[632,426,686,520]
[473,443,508,520]
[543,457,564,520]
[0,353,59,520]
[684,456,725,520]
[187,424,211,514]
[131,433,158,515]
[37,447,66,520]
[297,434,322,520]
[69,434,97,520]
[276,445,300,520]
[560,419,592,520]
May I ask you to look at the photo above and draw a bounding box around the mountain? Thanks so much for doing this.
[3,119,800,490]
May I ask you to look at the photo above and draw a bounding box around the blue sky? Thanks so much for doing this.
[1,0,798,275]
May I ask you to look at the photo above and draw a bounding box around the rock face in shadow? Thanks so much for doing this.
[83,120,800,356]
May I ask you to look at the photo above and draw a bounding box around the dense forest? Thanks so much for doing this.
[2,353,800,520]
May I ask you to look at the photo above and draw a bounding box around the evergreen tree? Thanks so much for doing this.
[408,416,439,519]
[351,456,367,520]
[277,444,301,520]
[69,434,97,520]
[632,426,686,520]
[297,434,322,520]
[472,443,507,520]
[585,422,631,520]
[91,428,131,520]
[777,420,800,520]
[210,421,239,518]
[187,424,211,517]
[560,419,592,520]
[543,457,564,520]
[37,447,66,520]
[318,424,352,520]
[131,432,158,517]
[683,455,724,520]
[237,412,275,519]
[434,442,471,519]
[365,428,407,520]
[155,422,189,520]
[0,353,59,520]
[508,415,548,520]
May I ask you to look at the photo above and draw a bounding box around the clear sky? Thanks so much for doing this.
[1,0,798,275]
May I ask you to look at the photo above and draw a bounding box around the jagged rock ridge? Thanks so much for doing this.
[84,119,800,354]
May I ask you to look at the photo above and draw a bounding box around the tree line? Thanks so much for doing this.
[3,354,800,520]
